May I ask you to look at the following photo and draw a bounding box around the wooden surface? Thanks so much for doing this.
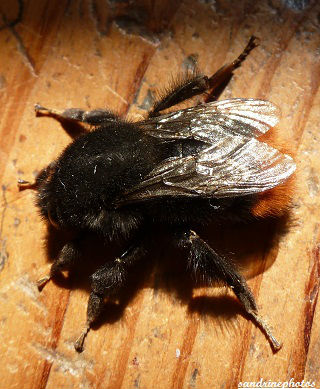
[1,1,320,388]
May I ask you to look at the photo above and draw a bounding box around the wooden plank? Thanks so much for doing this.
[0,0,319,388]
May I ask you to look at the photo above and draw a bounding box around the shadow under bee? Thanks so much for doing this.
[42,211,291,334]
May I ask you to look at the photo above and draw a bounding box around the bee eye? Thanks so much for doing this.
[47,208,60,229]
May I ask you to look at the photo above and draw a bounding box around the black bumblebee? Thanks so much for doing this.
[19,37,295,352]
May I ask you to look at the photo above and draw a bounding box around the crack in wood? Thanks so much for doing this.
[0,0,24,31]
[0,185,9,273]
[0,185,8,239]
[124,53,154,116]
[0,237,8,273]
[114,15,161,46]
[14,275,48,314]
[189,367,199,388]
[88,0,108,36]
[32,343,95,377]
[0,7,38,77]
[36,289,71,389]
[293,59,320,145]
[302,243,320,371]
[171,319,199,389]
[10,26,38,77]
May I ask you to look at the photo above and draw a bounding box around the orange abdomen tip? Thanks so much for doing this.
[251,128,296,218]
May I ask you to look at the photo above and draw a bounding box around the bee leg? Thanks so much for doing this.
[17,178,37,191]
[204,35,259,102]
[177,229,282,352]
[149,36,259,117]
[18,163,56,193]
[74,240,146,352]
[34,104,119,125]
[37,239,80,290]
[148,73,212,117]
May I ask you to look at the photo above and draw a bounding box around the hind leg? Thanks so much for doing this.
[149,36,259,116]
[177,229,281,351]
[37,238,80,290]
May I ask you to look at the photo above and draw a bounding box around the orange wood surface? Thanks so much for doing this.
[1,1,320,388]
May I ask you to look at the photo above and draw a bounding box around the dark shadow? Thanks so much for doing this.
[198,212,292,279]
[0,1,181,41]
[41,210,291,338]
[44,222,154,327]
[188,295,244,321]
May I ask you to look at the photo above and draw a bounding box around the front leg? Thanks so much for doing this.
[74,239,147,352]
[36,237,81,290]
[35,104,119,125]
[177,229,281,351]
[17,178,37,190]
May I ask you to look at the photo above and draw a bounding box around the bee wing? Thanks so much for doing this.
[120,137,295,202]
[139,98,280,141]
[119,98,295,203]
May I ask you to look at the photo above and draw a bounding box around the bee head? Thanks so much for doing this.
[34,163,62,229]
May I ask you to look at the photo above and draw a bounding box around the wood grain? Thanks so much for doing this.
[1,1,320,388]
